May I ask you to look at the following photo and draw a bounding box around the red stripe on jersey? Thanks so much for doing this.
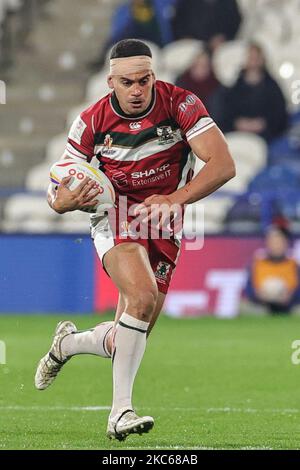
[67,139,92,160]
[56,161,75,167]
[66,147,86,160]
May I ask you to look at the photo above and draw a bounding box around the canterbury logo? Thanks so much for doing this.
[129,121,142,131]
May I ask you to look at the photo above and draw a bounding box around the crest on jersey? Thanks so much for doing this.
[155,261,171,281]
[101,134,116,156]
[156,126,175,145]
[104,134,113,148]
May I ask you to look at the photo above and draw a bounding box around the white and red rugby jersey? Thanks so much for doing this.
[65,80,215,204]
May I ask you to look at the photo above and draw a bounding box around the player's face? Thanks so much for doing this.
[108,71,155,115]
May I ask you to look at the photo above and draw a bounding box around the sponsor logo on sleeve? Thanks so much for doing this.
[179,94,196,112]
[178,94,203,118]
[69,116,87,145]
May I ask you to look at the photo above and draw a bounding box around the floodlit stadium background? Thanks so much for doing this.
[1,0,300,317]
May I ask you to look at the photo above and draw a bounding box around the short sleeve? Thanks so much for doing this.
[65,112,94,162]
[172,87,216,141]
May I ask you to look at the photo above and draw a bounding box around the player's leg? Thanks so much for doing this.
[61,323,113,357]
[58,291,125,360]
[35,261,130,391]
[104,291,164,362]
[103,242,158,440]
[104,286,165,440]
[34,297,123,391]
[57,295,126,360]
[35,289,165,392]
[35,241,172,392]
[147,291,166,336]
[109,291,164,339]
[34,318,116,390]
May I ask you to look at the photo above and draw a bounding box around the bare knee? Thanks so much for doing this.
[125,287,158,322]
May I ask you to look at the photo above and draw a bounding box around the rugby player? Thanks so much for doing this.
[35,39,235,441]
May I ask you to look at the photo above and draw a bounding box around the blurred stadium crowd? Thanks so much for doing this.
[0,0,300,236]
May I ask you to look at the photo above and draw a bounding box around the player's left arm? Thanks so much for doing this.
[135,88,235,226]
[169,125,235,205]
[136,126,235,226]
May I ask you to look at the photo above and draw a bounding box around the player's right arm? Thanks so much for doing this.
[47,112,100,214]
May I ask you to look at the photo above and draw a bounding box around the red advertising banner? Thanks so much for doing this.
[94,237,265,317]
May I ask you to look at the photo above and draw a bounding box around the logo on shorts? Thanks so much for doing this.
[179,94,197,113]
[101,134,116,156]
[129,121,142,131]
[155,261,171,281]
[156,126,175,145]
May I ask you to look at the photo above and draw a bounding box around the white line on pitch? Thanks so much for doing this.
[206,407,300,414]
[0,405,299,414]
[0,405,110,411]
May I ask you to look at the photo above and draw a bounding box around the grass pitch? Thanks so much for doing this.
[1,313,300,450]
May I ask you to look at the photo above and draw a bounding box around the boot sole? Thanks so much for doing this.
[107,419,154,441]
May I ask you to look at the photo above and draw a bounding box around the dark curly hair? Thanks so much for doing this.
[110,39,152,60]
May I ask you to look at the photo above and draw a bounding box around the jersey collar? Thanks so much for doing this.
[109,87,156,120]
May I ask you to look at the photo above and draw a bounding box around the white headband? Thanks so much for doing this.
[109,55,152,75]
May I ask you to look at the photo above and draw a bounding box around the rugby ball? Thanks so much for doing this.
[49,159,115,214]
[259,276,289,303]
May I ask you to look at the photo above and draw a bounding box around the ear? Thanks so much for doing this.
[151,71,156,84]
[107,76,114,90]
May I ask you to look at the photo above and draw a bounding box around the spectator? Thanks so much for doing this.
[245,225,300,314]
[213,43,288,141]
[172,0,241,51]
[90,0,176,70]
[175,48,220,111]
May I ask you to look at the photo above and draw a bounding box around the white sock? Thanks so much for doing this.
[110,312,149,418]
[60,321,113,358]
